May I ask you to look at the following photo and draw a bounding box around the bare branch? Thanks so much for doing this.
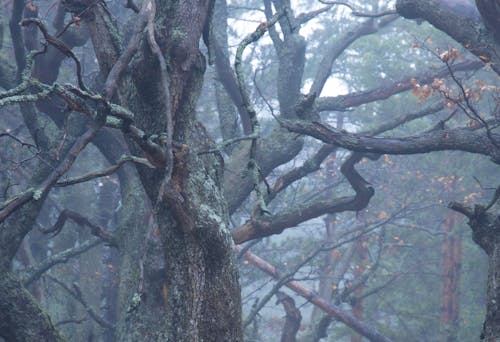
[310,15,398,97]
[232,153,376,243]
[318,1,397,18]
[235,11,284,215]
[21,18,88,91]
[296,6,332,25]
[0,124,101,224]
[396,0,500,76]
[46,275,115,330]
[144,0,173,205]
[279,118,500,163]
[316,60,483,112]
[104,0,150,100]
[56,155,153,187]
[267,101,444,203]
[39,209,117,247]
[0,131,37,150]
[237,246,394,342]
[21,237,101,286]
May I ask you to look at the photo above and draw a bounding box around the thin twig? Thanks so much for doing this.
[317,1,397,18]
[56,155,153,187]
[21,18,88,91]
[45,275,115,330]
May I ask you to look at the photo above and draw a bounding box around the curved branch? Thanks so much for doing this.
[104,0,149,100]
[235,11,284,214]
[318,1,397,18]
[232,153,375,244]
[310,13,399,97]
[265,101,443,205]
[316,60,482,112]
[280,118,500,163]
[21,237,101,286]
[396,0,500,76]
[21,18,88,91]
[39,209,117,247]
[56,155,153,187]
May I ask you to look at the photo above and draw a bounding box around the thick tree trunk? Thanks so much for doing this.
[450,199,500,341]
[0,271,64,341]
[113,120,242,342]
[79,0,243,339]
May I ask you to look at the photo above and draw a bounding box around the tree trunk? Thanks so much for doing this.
[450,199,500,341]
[351,235,368,342]
[439,211,462,342]
[74,0,244,339]
[0,271,64,341]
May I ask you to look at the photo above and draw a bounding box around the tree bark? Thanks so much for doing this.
[450,198,500,341]
[0,271,64,341]
[78,0,243,340]
[439,211,462,342]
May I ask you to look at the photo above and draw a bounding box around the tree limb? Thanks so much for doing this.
[237,247,394,342]
[279,118,500,163]
[21,237,102,286]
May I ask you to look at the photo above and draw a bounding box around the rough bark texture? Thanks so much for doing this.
[280,119,500,164]
[0,271,64,341]
[450,201,500,341]
[81,0,243,340]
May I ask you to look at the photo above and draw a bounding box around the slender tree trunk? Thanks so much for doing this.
[439,211,462,342]
[97,179,119,341]
[351,235,368,342]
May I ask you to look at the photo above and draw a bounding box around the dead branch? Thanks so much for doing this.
[316,60,482,112]
[279,117,500,164]
[0,124,101,224]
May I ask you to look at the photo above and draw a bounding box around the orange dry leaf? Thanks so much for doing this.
[378,211,389,220]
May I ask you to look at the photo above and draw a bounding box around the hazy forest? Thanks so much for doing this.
[0,0,499,341]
